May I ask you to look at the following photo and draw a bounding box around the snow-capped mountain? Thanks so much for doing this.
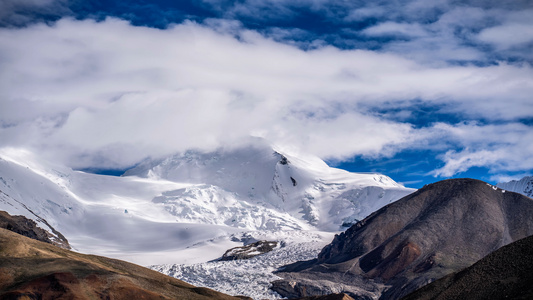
[124,141,414,231]
[0,142,414,267]
[497,176,533,198]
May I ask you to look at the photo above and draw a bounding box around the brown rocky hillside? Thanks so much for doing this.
[0,227,244,300]
[272,179,533,300]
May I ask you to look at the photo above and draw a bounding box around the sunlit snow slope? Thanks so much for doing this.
[0,148,240,265]
[0,142,414,266]
[124,141,414,231]
[497,176,533,198]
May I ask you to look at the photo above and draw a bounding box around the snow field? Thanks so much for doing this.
[0,143,413,266]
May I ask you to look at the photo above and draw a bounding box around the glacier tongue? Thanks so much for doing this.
[150,230,336,300]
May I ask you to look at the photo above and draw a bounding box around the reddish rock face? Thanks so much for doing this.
[362,241,422,281]
[402,234,533,300]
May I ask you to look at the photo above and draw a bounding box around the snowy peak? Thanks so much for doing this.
[497,176,533,198]
[124,145,283,197]
[123,143,414,231]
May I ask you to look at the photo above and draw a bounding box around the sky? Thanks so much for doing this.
[0,0,532,188]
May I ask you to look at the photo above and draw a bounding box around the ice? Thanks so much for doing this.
[151,230,335,299]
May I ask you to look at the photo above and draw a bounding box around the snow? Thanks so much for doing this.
[124,141,414,231]
[151,230,335,299]
[0,142,414,272]
[0,148,244,265]
[497,176,533,198]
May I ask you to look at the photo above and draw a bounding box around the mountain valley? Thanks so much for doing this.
[0,144,414,298]
[1,145,532,299]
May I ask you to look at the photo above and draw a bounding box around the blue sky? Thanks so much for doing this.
[0,0,532,188]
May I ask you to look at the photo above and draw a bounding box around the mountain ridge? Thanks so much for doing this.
[497,175,533,198]
[0,210,69,249]
[272,178,533,299]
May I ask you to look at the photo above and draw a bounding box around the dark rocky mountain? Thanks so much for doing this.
[402,234,533,300]
[0,227,244,300]
[271,178,533,300]
[0,210,70,249]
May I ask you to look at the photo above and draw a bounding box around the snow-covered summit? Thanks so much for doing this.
[497,176,533,198]
[123,142,414,231]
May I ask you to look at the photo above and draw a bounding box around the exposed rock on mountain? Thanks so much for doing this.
[402,234,533,300]
[0,228,242,300]
[220,240,278,261]
[272,179,533,300]
[497,175,533,198]
[0,210,70,249]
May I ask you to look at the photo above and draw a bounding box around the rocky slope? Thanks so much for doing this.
[402,234,533,300]
[0,227,244,300]
[0,210,69,249]
[271,179,533,300]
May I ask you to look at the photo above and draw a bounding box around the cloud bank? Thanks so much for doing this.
[0,1,532,181]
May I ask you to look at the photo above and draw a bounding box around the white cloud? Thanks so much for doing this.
[362,22,429,38]
[433,149,505,177]
[344,6,386,22]
[430,122,533,177]
[490,173,531,184]
[0,17,532,172]
[478,21,533,50]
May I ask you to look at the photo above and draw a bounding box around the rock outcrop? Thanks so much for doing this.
[295,293,355,300]
[272,179,533,300]
[0,210,70,249]
[220,240,278,261]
